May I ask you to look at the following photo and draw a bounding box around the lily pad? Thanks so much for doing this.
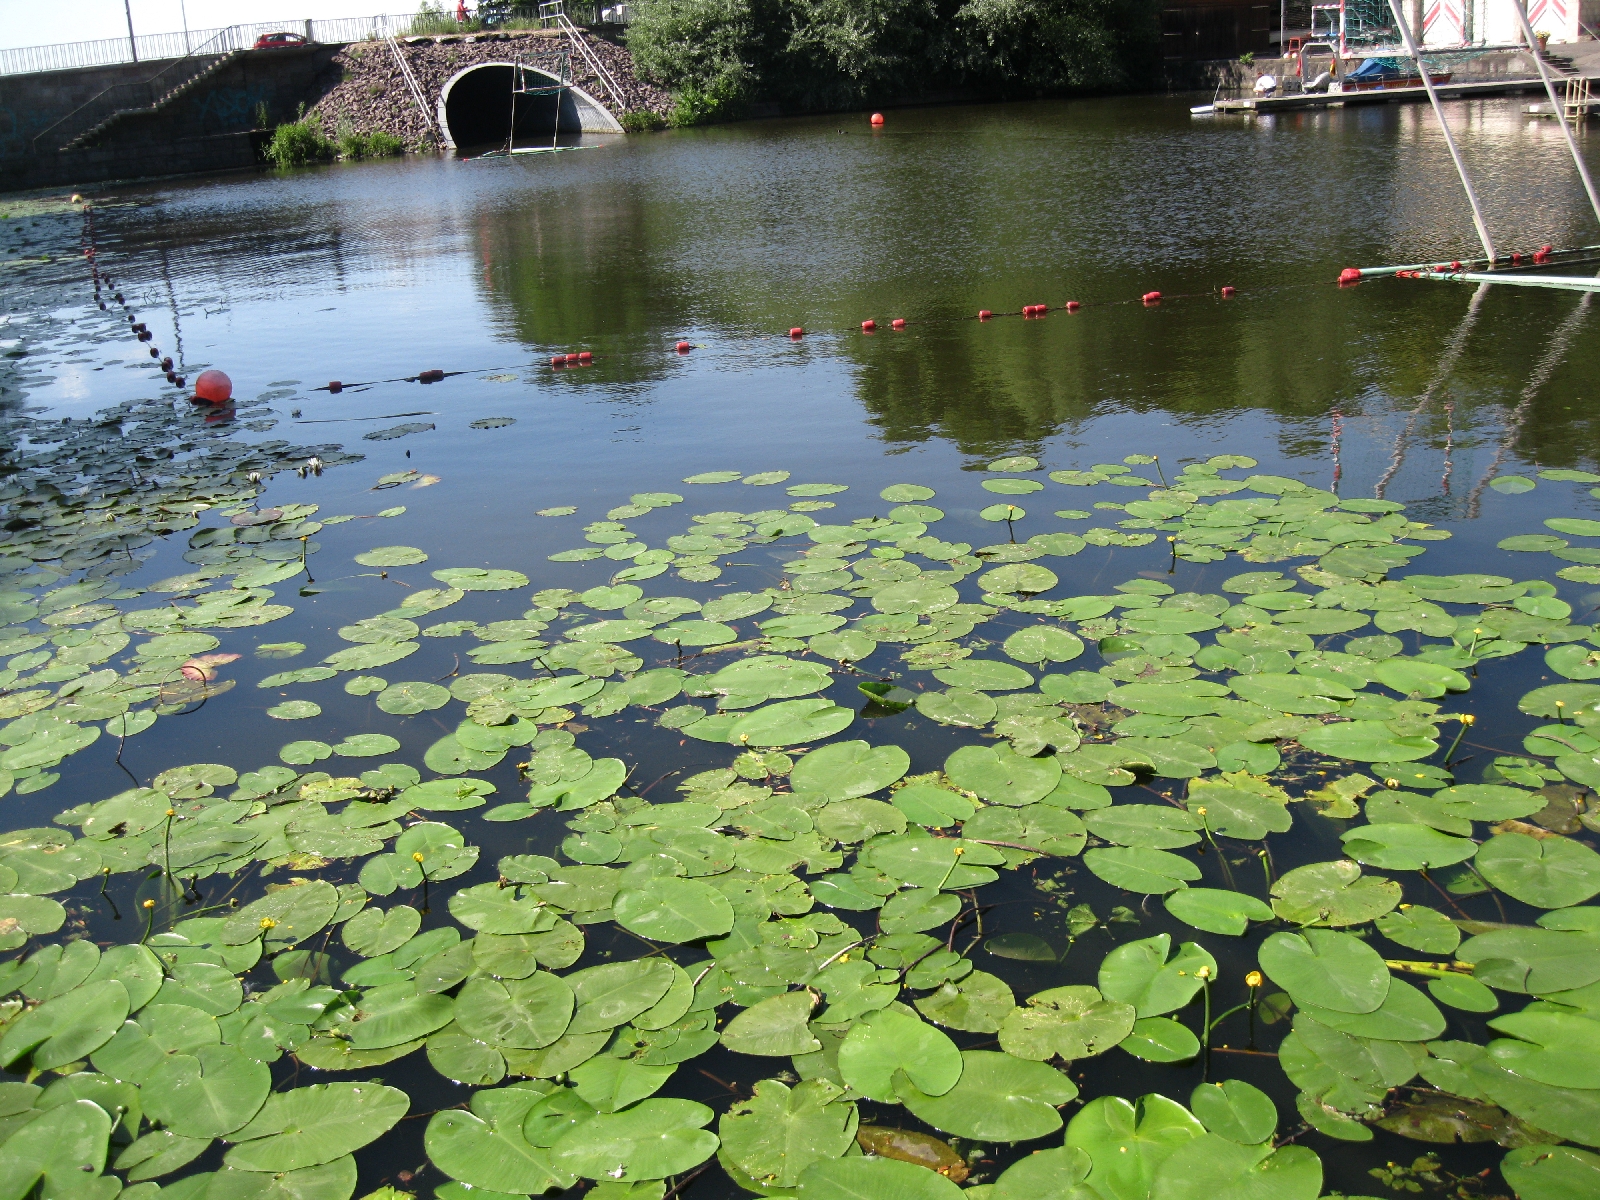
[1258,930,1388,1014]
[896,1049,1077,1141]
[837,1007,962,1102]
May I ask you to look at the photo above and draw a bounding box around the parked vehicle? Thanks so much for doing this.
[253,32,308,49]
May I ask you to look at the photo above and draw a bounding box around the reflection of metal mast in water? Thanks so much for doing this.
[1372,281,1488,500]
[1465,286,1595,518]
[158,246,185,377]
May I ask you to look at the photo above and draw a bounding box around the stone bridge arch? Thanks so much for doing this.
[435,62,621,149]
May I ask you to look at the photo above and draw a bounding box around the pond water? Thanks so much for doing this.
[3,93,1600,1200]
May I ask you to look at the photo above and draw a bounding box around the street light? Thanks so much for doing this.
[124,0,138,61]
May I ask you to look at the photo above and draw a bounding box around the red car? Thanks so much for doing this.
[253,32,308,49]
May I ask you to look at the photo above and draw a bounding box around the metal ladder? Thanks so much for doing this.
[538,1,628,110]
[386,26,438,139]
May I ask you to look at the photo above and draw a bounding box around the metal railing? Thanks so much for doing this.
[538,1,627,108]
[0,14,415,77]
[29,24,250,152]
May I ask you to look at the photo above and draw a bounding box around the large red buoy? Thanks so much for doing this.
[1337,268,1362,285]
[675,341,691,354]
[550,356,564,368]
[194,369,232,404]
[861,319,876,332]
[870,113,884,126]
[789,327,804,338]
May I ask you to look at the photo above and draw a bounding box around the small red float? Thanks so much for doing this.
[891,319,905,329]
[577,351,593,362]
[328,381,343,393]
[861,319,876,332]
[1511,252,1524,265]
[551,356,564,368]
[160,356,172,370]
[870,113,884,125]
[1220,286,1235,297]
[675,341,691,353]
[789,327,804,338]
[149,347,160,358]
[1534,243,1553,263]
[1065,300,1081,311]
[1450,261,1461,271]
[1338,268,1362,285]
[564,354,580,364]
[418,368,445,382]
[978,310,992,320]
[1142,291,1161,304]
[194,369,233,404]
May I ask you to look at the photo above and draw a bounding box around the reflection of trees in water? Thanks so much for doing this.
[847,280,1600,494]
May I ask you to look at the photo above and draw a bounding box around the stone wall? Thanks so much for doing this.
[306,30,669,147]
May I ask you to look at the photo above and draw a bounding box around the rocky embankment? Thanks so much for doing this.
[308,30,670,146]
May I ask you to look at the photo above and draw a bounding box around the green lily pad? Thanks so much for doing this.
[718,1078,857,1189]
[720,990,821,1057]
[999,984,1136,1062]
[1299,720,1438,762]
[1190,1079,1277,1144]
[1163,889,1275,937]
[1258,930,1388,1014]
[1270,859,1401,926]
[1098,934,1218,1016]
[1476,833,1600,908]
[550,1098,717,1181]
[837,1007,962,1102]
[1500,1145,1600,1200]
[895,1049,1076,1141]
[354,546,427,567]
[1340,822,1477,870]
[144,1044,271,1137]
[1064,1093,1205,1200]
[613,877,735,944]
[797,1155,964,1199]
[787,742,908,802]
[1083,847,1201,894]
[944,744,1060,805]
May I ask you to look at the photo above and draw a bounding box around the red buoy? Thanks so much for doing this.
[328,381,343,393]
[1450,261,1461,271]
[1534,244,1552,263]
[675,341,691,353]
[891,318,905,329]
[1220,286,1235,297]
[160,356,173,370]
[978,310,992,320]
[550,356,564,368]
[564,353,580,364]
[1511,252,1524,265]
[861,319,876,332]
[789,327,804,338]
[870,113,884,126]
[1337,268,1362,286]
[578,351,593,362]
[418,368,445,382]
[1142,291,1161,304]
[194,369,232,404]
[1065,300,1081,311]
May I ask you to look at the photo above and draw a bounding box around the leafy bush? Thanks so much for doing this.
[266,117,335,168]
[625,0,1161,121]
[409,1,483,33]
[620,109,669,131]
[367,131,407,156]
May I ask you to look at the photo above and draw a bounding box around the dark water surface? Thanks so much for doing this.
[5,92,1600,1200]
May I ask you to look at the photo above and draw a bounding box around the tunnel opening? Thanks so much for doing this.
[442,64,564,151]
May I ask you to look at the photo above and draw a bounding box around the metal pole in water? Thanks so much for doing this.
[1508,0,1600,228]
[1384,0,1495,262]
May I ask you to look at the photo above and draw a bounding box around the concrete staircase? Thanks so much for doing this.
[59,50,245,150]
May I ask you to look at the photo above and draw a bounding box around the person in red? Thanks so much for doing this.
[456,0,468,22]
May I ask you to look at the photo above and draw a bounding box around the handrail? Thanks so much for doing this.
[539,2,626,109]
[29,23,245,153]
[386,30,438,138]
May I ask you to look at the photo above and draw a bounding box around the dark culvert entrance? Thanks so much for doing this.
[442,64,562,150]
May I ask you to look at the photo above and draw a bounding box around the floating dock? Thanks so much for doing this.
[1215,76,1552,113]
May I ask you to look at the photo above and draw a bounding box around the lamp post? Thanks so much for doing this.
[124,0,139,61]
